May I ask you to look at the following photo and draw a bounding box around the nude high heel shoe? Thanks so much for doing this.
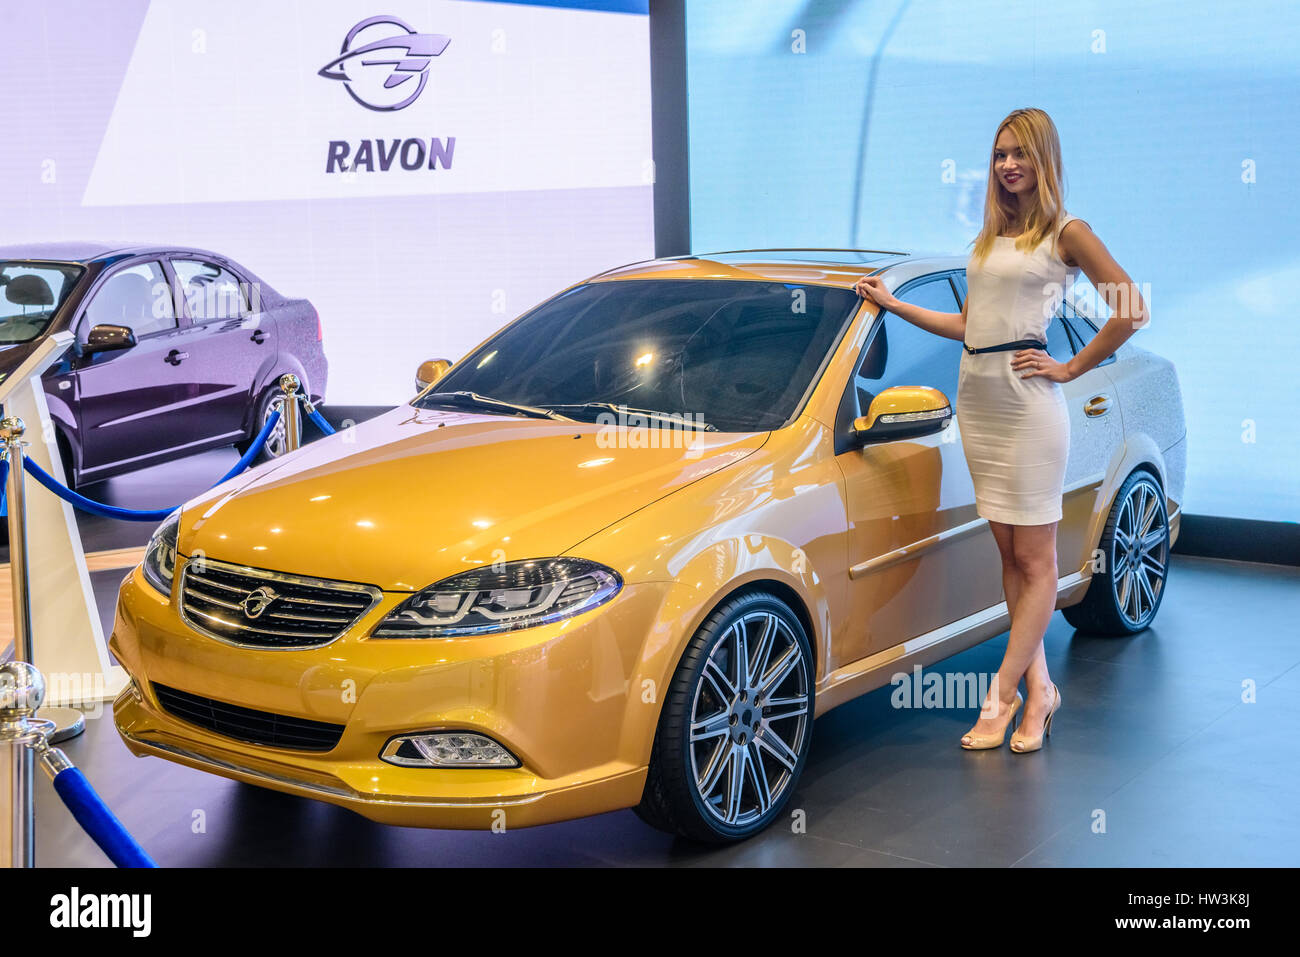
[959,691,1023,750]
[1009,683,1061,753]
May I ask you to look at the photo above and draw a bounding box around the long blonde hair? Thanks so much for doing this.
[970,108,1068,266]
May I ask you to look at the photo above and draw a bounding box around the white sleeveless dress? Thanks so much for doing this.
[956,213,1087,525]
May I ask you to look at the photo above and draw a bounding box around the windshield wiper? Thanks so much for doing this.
[538,403,717,431]
[417,391,574,421]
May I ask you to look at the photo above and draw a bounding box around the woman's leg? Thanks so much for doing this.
[963,521,1058,742]
[1019,642,1053,728]
[963,520,1025,738]
[1007,522,1059,739]
[990,520,1024,620]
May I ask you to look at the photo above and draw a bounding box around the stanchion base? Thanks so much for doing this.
[36,706,86,744]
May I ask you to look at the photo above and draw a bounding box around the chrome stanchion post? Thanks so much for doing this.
[2,416,33,664]
[0,660,50,868]
[279,373,301,454]
[0,416,84,744]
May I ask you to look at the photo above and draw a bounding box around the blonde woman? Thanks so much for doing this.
[856,107,1146,753]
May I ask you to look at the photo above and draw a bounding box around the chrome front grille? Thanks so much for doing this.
[178,557,381,649]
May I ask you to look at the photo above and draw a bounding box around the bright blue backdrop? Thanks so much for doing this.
[686,0,1300,522]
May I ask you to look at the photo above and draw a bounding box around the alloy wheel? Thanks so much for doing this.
[1110,476,1169,629]
[262,398,297,458]
[688,610,811,828]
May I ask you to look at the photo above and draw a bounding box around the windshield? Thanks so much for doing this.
[0,261,84,345]
[416,279,862,432]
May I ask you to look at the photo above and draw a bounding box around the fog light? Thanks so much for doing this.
[380,732,519,768]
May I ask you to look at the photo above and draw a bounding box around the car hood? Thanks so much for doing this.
[178,405,768,591]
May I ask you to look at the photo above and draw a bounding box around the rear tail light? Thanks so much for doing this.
[314,307,322,341]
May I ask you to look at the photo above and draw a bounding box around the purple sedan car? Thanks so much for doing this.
[0,243,327,488]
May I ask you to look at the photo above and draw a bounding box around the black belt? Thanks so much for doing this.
[962,337,1046,354]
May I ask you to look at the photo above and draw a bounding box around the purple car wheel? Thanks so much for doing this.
[238,387,303,462]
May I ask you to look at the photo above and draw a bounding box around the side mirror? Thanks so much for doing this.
[415,358,452,393]
[851,385,952,446]
[83,324,137,356]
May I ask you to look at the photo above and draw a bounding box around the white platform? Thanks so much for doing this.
[1,332,127,705]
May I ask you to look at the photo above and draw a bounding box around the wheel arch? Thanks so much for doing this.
[656,552,828,689]
[1085,434,1169,569]
[713,578,818,674]
[620,560,825,772]
[1062,461,1171,634]
[242,363,312,439]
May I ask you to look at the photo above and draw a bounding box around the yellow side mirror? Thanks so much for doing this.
[851,385,952,446]
[415,358,453,394]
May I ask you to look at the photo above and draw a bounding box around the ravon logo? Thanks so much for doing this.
[318,15,451,112]
[240,586,279,620]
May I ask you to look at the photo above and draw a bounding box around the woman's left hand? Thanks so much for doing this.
[1011,348,1073,382]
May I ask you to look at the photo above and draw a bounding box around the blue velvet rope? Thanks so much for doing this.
[23,459,176,521]
[216,407,281,484]
[20,407,282,522]
[0,457,8,517]
[305,406,336,436]
[51,766,157,868]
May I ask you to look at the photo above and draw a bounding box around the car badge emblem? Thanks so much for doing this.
[241,586,279,620]
[318,15,451,112]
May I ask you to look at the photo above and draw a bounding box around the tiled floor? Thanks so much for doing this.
[34,551,1300,867]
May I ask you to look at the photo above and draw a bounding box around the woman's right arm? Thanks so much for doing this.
[854,275,967,342]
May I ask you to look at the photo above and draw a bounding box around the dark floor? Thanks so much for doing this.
[35,550,1300,867]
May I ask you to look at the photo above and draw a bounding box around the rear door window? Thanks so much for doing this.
[172,258,251,322]
[1061,301,1115,364]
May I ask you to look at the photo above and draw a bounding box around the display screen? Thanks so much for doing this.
[1,0,653,404]
[686,0,1300,522]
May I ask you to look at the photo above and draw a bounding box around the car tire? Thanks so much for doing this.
[236,385,301,463]
[636,590,815,843]
[1062,468,1170,636]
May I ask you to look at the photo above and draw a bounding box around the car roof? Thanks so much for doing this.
[590,248,970,289]
[0,241,222,266]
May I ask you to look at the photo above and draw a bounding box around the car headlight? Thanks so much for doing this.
[372,557,622,638]
[141,509,181,596]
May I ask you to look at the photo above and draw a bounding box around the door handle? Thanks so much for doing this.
[250,329,267,344]
[165,349,189,366]
[1083,394,1111,417]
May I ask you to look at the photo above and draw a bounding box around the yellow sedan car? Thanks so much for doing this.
[112,248,1185,842]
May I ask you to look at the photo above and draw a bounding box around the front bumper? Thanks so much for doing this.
[110,564,669,829]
